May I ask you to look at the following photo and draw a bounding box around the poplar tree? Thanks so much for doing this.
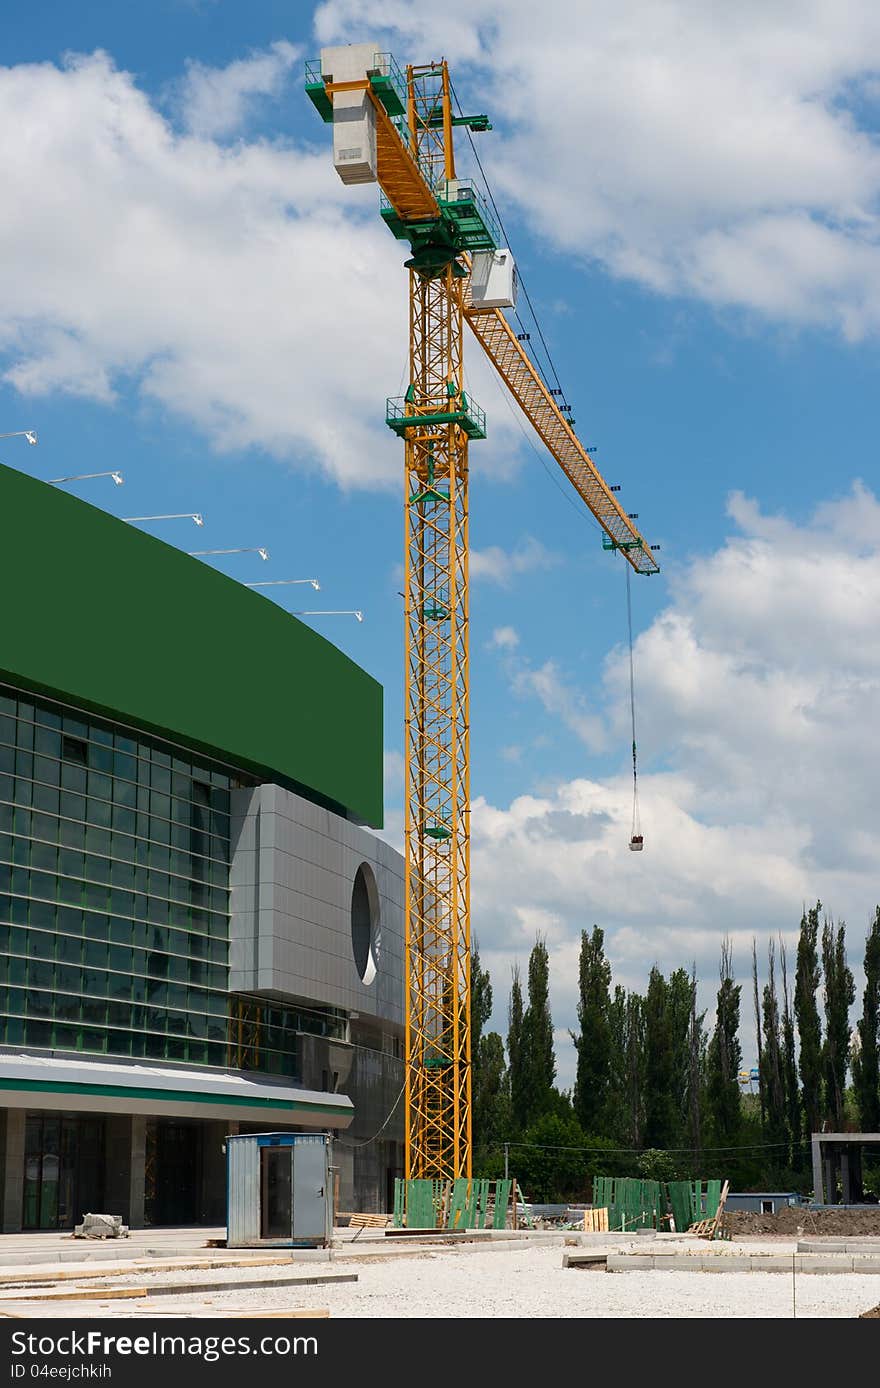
[821,917,854,1130]
[571,926,612,1133]
[471,946,509,1165]
[779,938,801,1168]
[853,907,880,1133]
[668,967,697,1144]
[644,968,676,1149]
[752,938,765,1127]
[706,938,742,1147]
[760,940,787,1153]
[795,903,823,1142]
[625,991,647,1149]
[507,965,526,1132]
[519,936,556,1127]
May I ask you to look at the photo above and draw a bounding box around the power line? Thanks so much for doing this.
[503,1138,814,1155]
[335,1080,406,1149]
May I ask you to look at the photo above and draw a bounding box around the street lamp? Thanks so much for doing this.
[123,513,204,526]
[294,610,364,622]
[190,547,269,561]
[0,431,37,445]
[245,578,320,591]
[49,471,124,486]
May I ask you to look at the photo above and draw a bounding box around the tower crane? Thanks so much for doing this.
[307,45,659,1184]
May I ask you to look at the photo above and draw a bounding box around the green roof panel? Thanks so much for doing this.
[0,464,383,827]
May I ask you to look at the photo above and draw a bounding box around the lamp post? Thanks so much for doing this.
[123,513,204,527]
[245,578,320,591]
[189,547,269,561]
[48,471,124,486]
[0,431,37,445]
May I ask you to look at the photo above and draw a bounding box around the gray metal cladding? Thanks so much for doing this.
[229,783,404,1025]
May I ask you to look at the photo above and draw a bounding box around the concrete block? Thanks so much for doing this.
[798,1257,854,1274]
[606,1255,654,1271]
[749,1256,794,1272]
[852,1258,880,1273]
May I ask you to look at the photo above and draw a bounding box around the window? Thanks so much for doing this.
[62,736,89,767]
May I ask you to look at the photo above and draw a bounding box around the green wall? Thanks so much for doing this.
[0,464,382,826]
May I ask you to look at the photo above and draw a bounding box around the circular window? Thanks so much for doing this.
[351,862,380,985]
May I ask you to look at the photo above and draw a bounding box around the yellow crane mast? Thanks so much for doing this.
[307,45,659,1183]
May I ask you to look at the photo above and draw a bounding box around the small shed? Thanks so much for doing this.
[724,1192,800,1215]
[226,1132,333,1248]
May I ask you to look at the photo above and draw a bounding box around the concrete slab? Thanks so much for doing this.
[798,1240,880,1254]
[562,1252,607,1269]
[606,1255,655,1271]
[0,1271,357,1304]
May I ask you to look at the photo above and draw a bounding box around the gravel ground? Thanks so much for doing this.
[8,1244,879,1319]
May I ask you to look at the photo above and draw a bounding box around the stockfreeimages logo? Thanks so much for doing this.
[10,1332,318,1365]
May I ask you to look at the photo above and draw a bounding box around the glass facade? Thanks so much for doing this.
[0,682,343,1076]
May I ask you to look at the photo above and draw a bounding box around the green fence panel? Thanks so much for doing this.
[473,1178,490,1229]
[393,1177,405,1227]
[705,1179,722,1220]
[407,1179,439,1229]
[492,1179,512,1229]
[665,1181,693,1233]
[448,1177,470,1230]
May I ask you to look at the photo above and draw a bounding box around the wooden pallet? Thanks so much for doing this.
[687,1180,730,1240]
[583,1207,610,1233]
[348,1212,391,1229]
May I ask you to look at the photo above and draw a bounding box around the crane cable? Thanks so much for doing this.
[626,561,641,843]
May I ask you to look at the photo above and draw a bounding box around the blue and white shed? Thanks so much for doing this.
[226,1132,333,1247]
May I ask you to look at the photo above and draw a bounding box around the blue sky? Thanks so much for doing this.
[4,1,880,1085]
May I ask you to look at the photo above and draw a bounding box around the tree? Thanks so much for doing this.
[643,968,676,1149]
[853,907,880,1133]
[752,938,765,1128]
[624,991,647,1149]
[667,966,698,1146]
[470,944,493,1057]
[706,938,742,1148]
[507,965,526,1132]
[514,1111,590,1202]
[517,936,556,1128]
[795,903,823,1142]
[822,916,855,1130]
[470,945,510,1170]
[605,985,637,1145]
[571,927,612,1134]
[687,963,704,1158]
[760,940,787,1157]
[473,1032,510,1170]
[779,938,801,1170]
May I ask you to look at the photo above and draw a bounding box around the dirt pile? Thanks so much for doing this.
[728,1207,880,1236]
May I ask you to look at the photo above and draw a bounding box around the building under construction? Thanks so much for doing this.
[0,463,405,1231]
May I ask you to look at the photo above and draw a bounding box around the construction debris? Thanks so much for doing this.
[73,1214,129,1239]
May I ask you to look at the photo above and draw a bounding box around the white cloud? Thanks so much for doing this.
[467,483,880,1085]
[470,535,559,585]
[511,660,607,755]
[317,0,880,335]
[0,46,527,490]
[177,40,300,137]
[0,49,409,488]
[489,628,607,753]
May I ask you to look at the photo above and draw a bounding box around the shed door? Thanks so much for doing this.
[292,1141,326,1242]
[260,1146,292,1239]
